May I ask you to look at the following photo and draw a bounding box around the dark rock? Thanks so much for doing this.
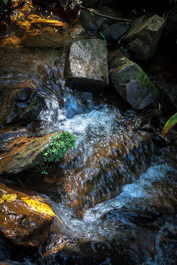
[125,15,165,60]
[110,56,159,109]
[79,10,108,32]
[101,22,130,42]
[0,81,44,125]
[65,39,109,90]
[0,183,53,247]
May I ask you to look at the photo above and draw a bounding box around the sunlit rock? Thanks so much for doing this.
[0,133,56,174]
[109,55,159,109]
[125,15,165,60]
[0,183,53,247]
[65,39,109,90]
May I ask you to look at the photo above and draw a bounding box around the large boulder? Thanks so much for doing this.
[125,15,165,60]
[0,183,53,247]
[65,39,109,90]
[109,55,159,109]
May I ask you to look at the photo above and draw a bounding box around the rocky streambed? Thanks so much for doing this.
[0,0,177,264]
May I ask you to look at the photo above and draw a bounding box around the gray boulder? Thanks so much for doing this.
[125,15,165,60]
[65,39,109,90]
[110,56,159,109]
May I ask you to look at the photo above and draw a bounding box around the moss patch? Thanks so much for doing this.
[135,66,156,91]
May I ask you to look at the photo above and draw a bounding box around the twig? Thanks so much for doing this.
[79,5,133,22]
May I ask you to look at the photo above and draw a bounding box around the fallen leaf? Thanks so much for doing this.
[162,113,177,135]
[0,198,4,204]
[1,194,17,202]
[21,197,62,223]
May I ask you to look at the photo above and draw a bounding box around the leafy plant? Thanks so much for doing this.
[2,0,8,5]
[162,113,177,134]
[42,131,76,163]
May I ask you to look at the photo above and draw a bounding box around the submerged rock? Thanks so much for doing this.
[125,15,165,60]
[49,109,153,213]
[65,39,109,90]
[109,55,158,109]
[44,164,177,265]
[0,183,53,247]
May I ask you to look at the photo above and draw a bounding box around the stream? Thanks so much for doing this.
[0,70,177,264]
[0,3,177,264]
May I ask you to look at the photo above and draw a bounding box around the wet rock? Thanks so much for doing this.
[22,27,67,49]
[0,133,56,174]
[0,0,69,49]
[0,183,53,246]
[125,15,165,60]
[109,55,159,109]
[0,80,44,125]
[56,114,152,213]
[0,127,29,145]
[65,39,109,90]
[101,22,130,43]
[0,48,86,129]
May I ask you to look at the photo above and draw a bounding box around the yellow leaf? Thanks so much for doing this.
[0,198,4,204]
[2,194,17,202]
[21,197,62,223]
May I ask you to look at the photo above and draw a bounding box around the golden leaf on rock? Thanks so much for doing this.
[21,197,62,223]
[0,193,17,203]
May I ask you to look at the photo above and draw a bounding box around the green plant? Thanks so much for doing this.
[162,112,177,134]
[42,131,76,162]
[2,0,8,5]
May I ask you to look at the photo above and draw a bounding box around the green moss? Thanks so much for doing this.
[42,131,76,163]
[135,67,155,90]
[116,71,128,83]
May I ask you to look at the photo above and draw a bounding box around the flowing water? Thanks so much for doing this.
[0,48,177,265]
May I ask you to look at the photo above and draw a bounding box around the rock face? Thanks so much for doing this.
[0,133,56,174]
[109,55,158,109]
[65,39,109,90]
[0,183,53,246]
[125,15,165,60]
